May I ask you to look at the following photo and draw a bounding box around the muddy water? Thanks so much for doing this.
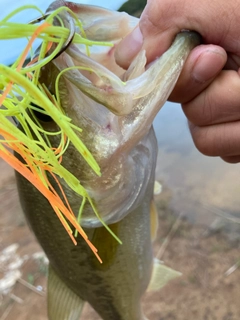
[154,102,240,236]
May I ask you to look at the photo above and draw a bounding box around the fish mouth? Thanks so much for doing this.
[38,2,201,227]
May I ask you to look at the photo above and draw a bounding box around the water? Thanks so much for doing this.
[154,102,240,230]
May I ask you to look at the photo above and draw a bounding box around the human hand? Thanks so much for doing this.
[115,0,240,163]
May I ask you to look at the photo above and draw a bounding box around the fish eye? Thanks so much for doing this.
[30,102,53,122]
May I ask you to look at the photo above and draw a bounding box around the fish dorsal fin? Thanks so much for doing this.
[150,200,159,241]
[48,265,84,320]
[147,259,182,292]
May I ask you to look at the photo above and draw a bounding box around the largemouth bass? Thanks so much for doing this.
[15,1,200,319]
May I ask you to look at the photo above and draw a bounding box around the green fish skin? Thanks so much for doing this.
[118,0,147,17]
[15,2,201,319]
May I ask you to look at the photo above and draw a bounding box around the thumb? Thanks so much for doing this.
[115,1,186,68]
[115,0,233,68]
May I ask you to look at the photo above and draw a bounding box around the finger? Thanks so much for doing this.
[189,121,240,157]
[115,0,240,67]
[221,155,240,164]
[183,69,240,126]
[224,53,240,70]
[138,0,239,62]
[169,45,227,103]
[115,25,143,70]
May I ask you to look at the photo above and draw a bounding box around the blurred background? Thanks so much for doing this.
[1,1,240,319]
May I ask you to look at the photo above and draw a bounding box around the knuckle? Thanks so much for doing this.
[190,125,216,156]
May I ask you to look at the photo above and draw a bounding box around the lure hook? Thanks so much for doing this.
[28,9,75,59]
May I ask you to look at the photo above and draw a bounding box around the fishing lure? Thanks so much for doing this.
[0,5,120,262]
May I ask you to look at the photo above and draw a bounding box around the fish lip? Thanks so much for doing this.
[28,9,75,61]
[51,11,75,59]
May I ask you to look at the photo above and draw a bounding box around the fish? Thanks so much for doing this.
[15,1,200,319]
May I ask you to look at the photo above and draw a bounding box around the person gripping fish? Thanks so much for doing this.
[14,1,201,319]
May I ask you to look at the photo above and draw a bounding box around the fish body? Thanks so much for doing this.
[15,1,200,319]
[17,129,156,320]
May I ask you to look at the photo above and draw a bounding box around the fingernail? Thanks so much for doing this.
[193,49,226,83]
[115,26,143,69]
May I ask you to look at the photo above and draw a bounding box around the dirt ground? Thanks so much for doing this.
[0,158,240,320]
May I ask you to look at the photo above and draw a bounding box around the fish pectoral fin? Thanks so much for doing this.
[48,265,84,320]
[147,259,182,292]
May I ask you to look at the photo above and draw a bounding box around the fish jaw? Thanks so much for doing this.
[47,35,200,227]
[36,3,200,227]
[48,0,139,42]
